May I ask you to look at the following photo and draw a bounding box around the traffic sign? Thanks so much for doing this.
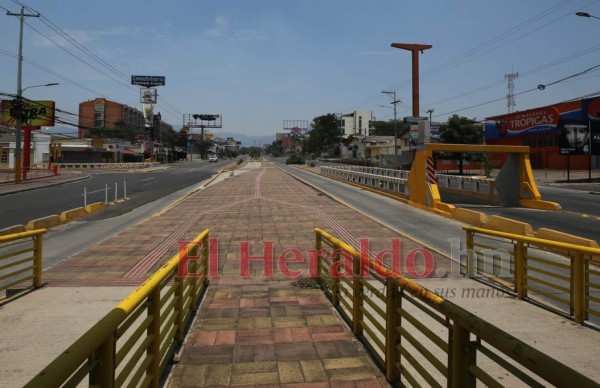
[131,75,165,87]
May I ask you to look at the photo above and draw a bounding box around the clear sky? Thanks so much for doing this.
[1,0,599,137]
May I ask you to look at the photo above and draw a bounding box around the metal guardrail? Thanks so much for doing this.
[321,166,410,196]
[315,227,598,387]
[0,229,46,298]
[26,229,211,387]
[464,226,600,324]
[320,165,498,198]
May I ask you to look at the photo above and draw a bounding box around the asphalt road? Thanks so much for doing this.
[0,160,230,229]
[272,158,600,242]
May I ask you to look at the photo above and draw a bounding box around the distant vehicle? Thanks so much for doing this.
[208,155,218,162]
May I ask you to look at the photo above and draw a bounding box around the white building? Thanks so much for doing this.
[0,132,51,168]
[341,111,375,137]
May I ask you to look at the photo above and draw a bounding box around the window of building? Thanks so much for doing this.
[359,116,363,130]
[0,150,7,164]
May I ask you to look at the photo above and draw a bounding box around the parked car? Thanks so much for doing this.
[208,155,218,162]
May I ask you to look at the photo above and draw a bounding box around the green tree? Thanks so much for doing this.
[304,113,340,157]
[266,139,284,157]
[438,114,483,174]
[371,119,407,137]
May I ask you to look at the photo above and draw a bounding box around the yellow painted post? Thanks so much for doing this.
[174,276,185,342]
[352,253,363,336]
[315,232,322,278]
[33,234,43,288]
[199,234,209,302]
[450,322,475,388]
[573,252,585,324]
[89,337,115,387]
[465,230,474,276]
[385,278,400,382]
[189,244,199,311]
[332,251,340,307]
[515,241,527,299]
[147,288,161,387]
[585,255,590,321]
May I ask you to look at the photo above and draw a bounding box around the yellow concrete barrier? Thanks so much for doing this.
[484,215,534,236]
[452,208,488,227]
[85,202,105,214]
[535,228,599,248]
[59,207,88,223]
[26,215,61,231]
[0,224,27,236]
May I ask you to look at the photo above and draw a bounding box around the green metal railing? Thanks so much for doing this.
[463,226,600,324]
[26,229,210,387]
[315,227,598,387]
[0,229,46,298]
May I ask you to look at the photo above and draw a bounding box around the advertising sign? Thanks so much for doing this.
[142,103,153,128]
[559,120,590,155]
[131,75,165,87]
[409,125,419,149]
[1,100,55,127]
[140,88,157,104]
[497,106,559,137]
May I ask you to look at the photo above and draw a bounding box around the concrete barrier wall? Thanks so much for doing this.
[59,207,88,223]
[85,202,105,214]
[484,215,534,236]
[0,225,27,236]
[452,208,488,227]
[535,228,599,248]
[26,215,61,231]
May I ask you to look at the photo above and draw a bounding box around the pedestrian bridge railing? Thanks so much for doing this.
[320,165,498,199]
[26,229,211,387]
[314,227,597,387]
[320,166,410,196]
[463,226,600,325]
[0,229,46,300]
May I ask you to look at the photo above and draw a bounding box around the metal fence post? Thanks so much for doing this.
[89,337,115,387]
[83,187,87,208]
[573,252,585,324]
[315,232,322,279]
[33,234,43,288]
[332,251,340,307]
[352,253,363,336]
[123,180,127,199]
[465,230,474,276]
[449,322,475,388]
[385,278,400,382]
[114,182,118,203]
[515,241,527,299]
[105,184,108,205]
[147,288,161,387]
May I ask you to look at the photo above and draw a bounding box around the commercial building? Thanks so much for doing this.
[341,111,375,137]
[485,96,600,169]
[78,98,145,139]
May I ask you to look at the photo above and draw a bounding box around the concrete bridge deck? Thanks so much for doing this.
[0,161,599,386]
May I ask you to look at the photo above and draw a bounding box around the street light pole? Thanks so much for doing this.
[382,90,401,169]
[576,11,600,19]
[7,6,40,184]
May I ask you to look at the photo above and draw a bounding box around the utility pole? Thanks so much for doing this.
[7,6,40,184]
[382,90,401,169]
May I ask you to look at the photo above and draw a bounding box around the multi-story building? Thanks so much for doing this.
[341,111,375,137]
[78,98,145,139]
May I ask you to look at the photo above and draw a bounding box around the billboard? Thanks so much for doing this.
[1,99,55,127]
[559,120,589,155]
[140,88,157,104]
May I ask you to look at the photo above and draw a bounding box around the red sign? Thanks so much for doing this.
[499,107,559,136]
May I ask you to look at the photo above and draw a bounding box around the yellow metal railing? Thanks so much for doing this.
[463,226,600,324]
[0,229,46,298]
[315,228,597,387]
[26,229,210,388]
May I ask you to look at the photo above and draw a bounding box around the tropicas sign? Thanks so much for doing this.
[502,106,560,136]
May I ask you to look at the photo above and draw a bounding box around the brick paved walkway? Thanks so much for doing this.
[41,161,452,386]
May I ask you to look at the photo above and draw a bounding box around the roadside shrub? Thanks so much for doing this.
[285,155,305,165]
